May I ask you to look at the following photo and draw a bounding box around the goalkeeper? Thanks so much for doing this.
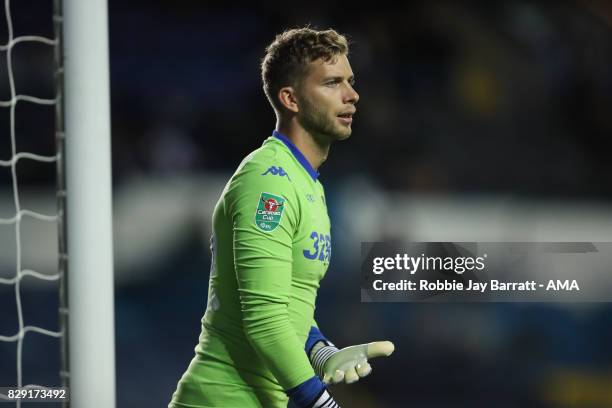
[169,27,394,408]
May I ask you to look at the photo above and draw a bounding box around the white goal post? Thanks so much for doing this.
[63,0,116,407]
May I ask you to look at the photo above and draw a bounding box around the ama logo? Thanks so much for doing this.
[255,192,286,232]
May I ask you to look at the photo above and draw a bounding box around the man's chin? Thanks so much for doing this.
[312,124,352,143]
[334,127,352,141]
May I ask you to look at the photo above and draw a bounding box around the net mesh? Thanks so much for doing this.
[0,0,65,406]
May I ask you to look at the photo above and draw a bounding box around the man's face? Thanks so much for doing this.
[296,54,359,143]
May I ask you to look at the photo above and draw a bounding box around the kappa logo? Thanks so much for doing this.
[261,166,291,181]
[255,192,286,232]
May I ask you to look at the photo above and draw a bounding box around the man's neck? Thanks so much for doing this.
[276,121,330,171]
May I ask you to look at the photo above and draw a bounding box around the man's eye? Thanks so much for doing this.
[325,82,339,87]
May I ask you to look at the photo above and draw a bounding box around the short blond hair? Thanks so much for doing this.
[261,27,349,112]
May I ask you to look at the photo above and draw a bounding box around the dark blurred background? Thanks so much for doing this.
[1,1,612,407]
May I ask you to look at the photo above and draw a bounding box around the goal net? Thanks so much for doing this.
[0,1,115,407]
[0,0,66,407]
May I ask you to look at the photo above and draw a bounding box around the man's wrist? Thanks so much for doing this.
[310,343,339,379]
[286,376,326,408]
[305,326,334,356]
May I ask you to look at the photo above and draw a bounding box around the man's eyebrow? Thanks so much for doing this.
[322,75,356,83]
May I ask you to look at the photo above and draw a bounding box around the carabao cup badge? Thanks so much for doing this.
[255,192,286,232]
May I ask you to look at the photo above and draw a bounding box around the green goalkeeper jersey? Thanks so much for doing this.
[170,132,332,408]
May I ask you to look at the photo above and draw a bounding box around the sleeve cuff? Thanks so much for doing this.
[286,375,325,408]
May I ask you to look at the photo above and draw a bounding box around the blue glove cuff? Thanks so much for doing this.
[305,326,332,356]
[286,375,325,408]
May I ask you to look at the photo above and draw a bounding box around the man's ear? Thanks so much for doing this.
[278,86,299,113]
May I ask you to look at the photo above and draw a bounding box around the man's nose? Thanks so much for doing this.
[345,85,359,104]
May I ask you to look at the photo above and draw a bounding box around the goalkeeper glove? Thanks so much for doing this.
[309,338,395,385]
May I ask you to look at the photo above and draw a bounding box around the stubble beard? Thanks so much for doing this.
[297,96,351,145]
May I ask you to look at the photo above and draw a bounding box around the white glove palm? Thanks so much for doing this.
[310,341,395,385]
